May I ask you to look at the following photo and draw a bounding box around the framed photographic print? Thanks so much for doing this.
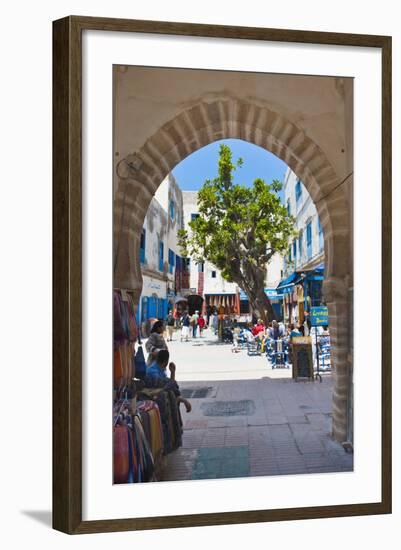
[53,16,392,534]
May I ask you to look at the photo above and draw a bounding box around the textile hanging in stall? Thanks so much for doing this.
[113,289,138,392]
[138,388,183,456]
[113,341,135,388]
[137,400,164,463]
[113,406,155,484]
[114,290,138,343]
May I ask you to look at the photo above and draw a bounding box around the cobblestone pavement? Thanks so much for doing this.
[158,328,353,481]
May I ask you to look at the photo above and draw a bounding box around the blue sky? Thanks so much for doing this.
[172,139,289,200]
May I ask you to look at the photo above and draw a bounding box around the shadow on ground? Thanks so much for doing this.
[21,510,52,528]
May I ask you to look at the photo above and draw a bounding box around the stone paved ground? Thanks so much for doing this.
[157,328,353,481]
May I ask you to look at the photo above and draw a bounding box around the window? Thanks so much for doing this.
[298,230,303,259]
[140,228,146,264]
[168,249,175,274]
[318,217,324,251]
[211,270,216,278]
[197,262,204,273]
[169,200,175,221]
[159,240,164,271]
[287,199,291,216]
[191,213,200,221]
[306,221,312,259]
[295,179,302,202]
[293,240,297,259]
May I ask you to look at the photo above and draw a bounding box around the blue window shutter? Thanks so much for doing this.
[295,179,302,202]
[299,232,303,257]
[306,221,312,258]
[140,229,146,264]
[159,241,164,271]
[318,217,324,251]
[168,249,175,274]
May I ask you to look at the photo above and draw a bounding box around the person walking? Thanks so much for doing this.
[211,312,218,335]
[165,310,175,342]
[190,310,199,338]
[198,314,206,337]
[180,311,190,342]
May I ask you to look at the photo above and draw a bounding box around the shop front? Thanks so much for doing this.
[276,272,303,323]
[239,288,284,321]
[136,276,169,335]
[277,264,325,327]
[204,293,240,318]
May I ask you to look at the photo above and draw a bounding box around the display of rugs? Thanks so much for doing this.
[114,289,138,343]
[113,288,183,484]
[113,407,155,484]
[113,340,135,389]
[137,400,164,462]
[138,388,183,456]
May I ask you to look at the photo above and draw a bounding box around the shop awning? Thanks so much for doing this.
[239,288,284,301]
[265,288,284,300]
[303,263,325,281]
[276,272,303,291]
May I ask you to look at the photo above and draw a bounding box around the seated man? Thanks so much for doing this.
[145,349,192,412]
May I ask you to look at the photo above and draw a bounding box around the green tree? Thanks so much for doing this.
[178,144,297,323]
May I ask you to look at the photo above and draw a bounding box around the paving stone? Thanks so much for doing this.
[184,419,209,429]
[191,458,222,479]
[220,457,249,478]
[267,416,288,425]
[287,416,309,424]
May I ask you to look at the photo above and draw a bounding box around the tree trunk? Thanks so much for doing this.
[235,265,275,324]
[246,286,275,324]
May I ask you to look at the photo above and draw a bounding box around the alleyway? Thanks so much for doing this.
[159,329,353,481]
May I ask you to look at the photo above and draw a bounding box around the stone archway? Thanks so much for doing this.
[113,82,353,444]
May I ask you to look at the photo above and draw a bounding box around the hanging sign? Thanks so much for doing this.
[310,306,329,326]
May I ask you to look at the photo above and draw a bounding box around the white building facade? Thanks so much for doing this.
[284,168,324,274]
[137,173,185,328]
[182,191,240,316]
[280,168,325,324]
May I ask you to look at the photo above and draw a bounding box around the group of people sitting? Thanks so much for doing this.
[144,319,192,413]
[231,317,329,354]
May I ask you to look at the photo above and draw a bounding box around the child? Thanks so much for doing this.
[231,320,241,353]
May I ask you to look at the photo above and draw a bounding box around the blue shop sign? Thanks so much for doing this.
[310,306,328,326]
[239,288,284,301]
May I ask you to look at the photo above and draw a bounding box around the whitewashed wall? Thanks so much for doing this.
[284,168,324,272]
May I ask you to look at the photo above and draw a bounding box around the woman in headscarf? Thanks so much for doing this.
[145,320,168,366]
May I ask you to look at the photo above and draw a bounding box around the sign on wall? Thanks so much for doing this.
[310,306,329,326]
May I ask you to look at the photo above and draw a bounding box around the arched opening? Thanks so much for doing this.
[113,66,353,484]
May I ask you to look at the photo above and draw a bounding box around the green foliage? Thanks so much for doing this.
[179,144,297,289]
